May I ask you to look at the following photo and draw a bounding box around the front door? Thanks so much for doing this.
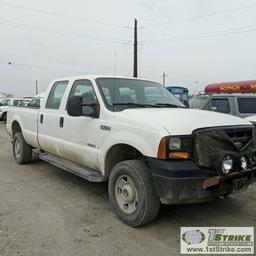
[60,79,101,170]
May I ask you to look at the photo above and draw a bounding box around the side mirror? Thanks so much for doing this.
[67,95,99,118]
[67,96,82,116]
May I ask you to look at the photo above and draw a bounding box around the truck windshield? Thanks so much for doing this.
[96,78,184,111]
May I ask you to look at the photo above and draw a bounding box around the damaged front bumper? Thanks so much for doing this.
[147,158,256,205]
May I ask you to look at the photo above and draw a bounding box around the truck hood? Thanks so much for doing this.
[118,108,252,135]
[0,106,8,111]
[245,115,256,123]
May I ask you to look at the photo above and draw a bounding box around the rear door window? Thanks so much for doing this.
[46,81,68,109]
[237,98,256,113]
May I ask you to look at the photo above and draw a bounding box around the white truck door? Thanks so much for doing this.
[60,79,100,170]
[38,80,69,156]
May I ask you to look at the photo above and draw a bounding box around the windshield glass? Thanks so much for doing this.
[97,78,184,111]
[190,95,207,109]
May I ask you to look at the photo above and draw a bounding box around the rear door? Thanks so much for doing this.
[38,80,69,156]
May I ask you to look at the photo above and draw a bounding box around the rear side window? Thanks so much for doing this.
[211,98,230,113]
[46,81,68,109]
[238,98,256,113]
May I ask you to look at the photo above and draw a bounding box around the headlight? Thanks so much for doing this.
[221,155,233,175]
[158,136,193,160]
[169,137,181,150]
[241,156,248,170]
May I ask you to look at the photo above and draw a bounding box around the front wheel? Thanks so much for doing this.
[13,132,32,164]
[108,160,160,227]
[2,112,6,123]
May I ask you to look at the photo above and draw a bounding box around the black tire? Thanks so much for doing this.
[2,112,7,123]
[12,132,32,164]
[108,160,160,227]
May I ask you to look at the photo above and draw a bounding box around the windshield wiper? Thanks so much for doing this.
[112,103,161,108]
[155,103,184,108]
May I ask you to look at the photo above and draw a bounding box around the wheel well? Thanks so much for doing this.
[105,144,144,177]
[12,121,22,137]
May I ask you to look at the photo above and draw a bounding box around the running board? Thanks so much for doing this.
[39,153,106,182]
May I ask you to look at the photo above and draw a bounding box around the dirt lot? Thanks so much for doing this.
[0,122,255,256]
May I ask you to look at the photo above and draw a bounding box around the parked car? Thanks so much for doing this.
[0,98,31,122]
[0,99,10,122]
[190,93,256,118]
[6,75,256,226]
[26,97,42,108]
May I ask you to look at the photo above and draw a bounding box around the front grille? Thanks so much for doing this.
[224,127,253,150]
[194,126,255,169]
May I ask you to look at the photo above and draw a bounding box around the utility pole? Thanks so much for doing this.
[162,72,167,85]
[133,18,138,78]
[35,80,38,95]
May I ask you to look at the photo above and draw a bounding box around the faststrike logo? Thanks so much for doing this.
[180,227,254,254]
[208,228,253,246]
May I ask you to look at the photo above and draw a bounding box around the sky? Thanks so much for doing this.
[1,0,256,96]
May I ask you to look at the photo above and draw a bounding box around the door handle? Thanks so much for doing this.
[59,117,64,128]
[40,114,44,124]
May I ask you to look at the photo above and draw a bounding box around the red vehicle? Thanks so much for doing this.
[205,80,256,94]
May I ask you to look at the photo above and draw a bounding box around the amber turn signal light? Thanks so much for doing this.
[157,137,167,160]
[169,152,190,159]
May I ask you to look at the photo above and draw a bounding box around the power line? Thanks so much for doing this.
[0,60,82,73]
[142,4,256,28]
[0,52,132,72]
[0,2,132,29]
[0,19,131,44]
[145,24,256,44]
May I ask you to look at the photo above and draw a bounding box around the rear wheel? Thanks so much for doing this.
[108,160,160,227]
[13,132,32,164]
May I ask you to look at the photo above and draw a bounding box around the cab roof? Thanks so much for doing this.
[51,75,154,82]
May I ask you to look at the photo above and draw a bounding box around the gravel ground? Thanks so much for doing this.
[0,122,255,256]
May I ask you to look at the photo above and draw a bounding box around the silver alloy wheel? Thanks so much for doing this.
[115,175,139,214]
[14,138,21,159]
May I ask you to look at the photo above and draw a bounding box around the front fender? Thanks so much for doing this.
[98,130,160,175]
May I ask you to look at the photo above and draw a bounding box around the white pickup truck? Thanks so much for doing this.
[6,76,256,227]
